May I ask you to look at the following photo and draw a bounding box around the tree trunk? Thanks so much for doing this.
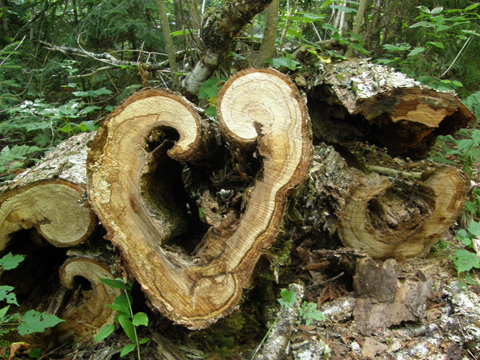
[252,0,279,68]
[182,0,273,97]
[0,132,96,251]
[308,59,475,159]
[87,69,311,329]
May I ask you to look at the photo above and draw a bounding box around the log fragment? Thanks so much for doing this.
[87,69,311,329]
[57,257,121,340]
[0,133,96,251]
[300,145,468,260]
[308,59,476,158]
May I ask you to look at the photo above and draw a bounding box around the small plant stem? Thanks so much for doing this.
[250,311,281,360]
[124,285,141,360]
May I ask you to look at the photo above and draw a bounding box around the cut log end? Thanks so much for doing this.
[58,257,121,340]
[87,69,311,329]
[0,133,97,251]
[337,166,469,260]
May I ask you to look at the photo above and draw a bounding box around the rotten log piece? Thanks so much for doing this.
[298,145,468,260]
[0,132,96,251]
[87,69,311,329]
[308,59,476,159]
[57,257,121,340]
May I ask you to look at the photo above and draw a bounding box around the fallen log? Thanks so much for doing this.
[0,132,96,251]
[293,145,469,260]
[87,68,311,329]
[307,59,476,159]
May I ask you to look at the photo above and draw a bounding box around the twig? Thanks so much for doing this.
[68,65,115,78]
[440,36,472,78]
[0,35,26,67]
[365,164,423,180]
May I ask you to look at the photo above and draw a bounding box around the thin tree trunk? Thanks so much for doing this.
[344,0,368,58]
[157,0,179,86]
[253,0,279,68]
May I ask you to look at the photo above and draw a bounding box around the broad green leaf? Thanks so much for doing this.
[28,349,43,358]
[107,293,132,316]
[452,249,480,274]
[426,41,444,49]
[94,324,115,342]
[417,5,431,14]
[330,5,357,13]
[436,24,451,32]
[409,21,432,28]
[278,288,296,308]
[79,121,100,132]
[465,3,480,11]
[0,285,18,305]
[139,338,150,345]
[100,278,128,289]
[72,87,112,98]
[468,220,480,237]
[132,312,149,326]
[349,43,370,55]
[18,310,64,335]
[170,29,190,36]
[452,80,463,87]
[0,306,10,319]
[431,7,443,14]
[82,106,101,114]
[120,343,136,357]
[117,315,136,343]
[407,47,425,57]
[322,23,339,33]
[0,252,25,270]
[383,43,410,52]
[287,28,303,38]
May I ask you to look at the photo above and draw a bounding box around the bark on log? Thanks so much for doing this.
[308,59,476,159]
[87,69,311,329]
[300,145,469,260]
[0,133,96,251]
[57,257,121,340]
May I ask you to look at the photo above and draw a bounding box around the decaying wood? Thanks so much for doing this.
[0,133,96,251]
[87,69,311,329]
[57,257,121,340]
[297,145,469,260]
[308,59,476,158]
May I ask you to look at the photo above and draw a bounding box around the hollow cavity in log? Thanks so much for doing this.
[87,70,311,329]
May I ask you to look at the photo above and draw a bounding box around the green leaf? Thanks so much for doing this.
[205,106,217,117]
[277,288,296,308]
[120,343,136,357]
[426,41,444,49]
[107,293,132,316]
[0,285,18,305]
[18,310,64,335]
[118,315,136,343]
[410,21,432,28]
[100,278,128,290]
[73,87,112,98]
[452,80,463,87]
[430,6,443,14]
[465,3,480,11]
[407,47,425,57]
[349,43,370,55]
[139,338,150,345]
[0,306,10,319]
[330,5,357,13]
[468,220,480,237]
[452,249,480,274]
[0,252,25,270]
[417,5,431,14]
[132,312,149,326]
[170,29,190,36]
[322,23,339,33]
[94,324,115,342]
[28,349,43,358]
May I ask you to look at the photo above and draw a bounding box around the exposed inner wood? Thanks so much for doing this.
[58,257,121,340]
[308,60,475,159]
[0,133,96,251]
[87,70,311,329]
[337,166,469,260]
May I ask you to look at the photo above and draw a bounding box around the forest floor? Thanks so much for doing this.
[2,134,480,360]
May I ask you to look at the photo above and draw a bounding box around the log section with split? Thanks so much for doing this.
[87,69,312,329]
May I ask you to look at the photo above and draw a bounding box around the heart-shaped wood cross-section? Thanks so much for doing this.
[87,69,311,329]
